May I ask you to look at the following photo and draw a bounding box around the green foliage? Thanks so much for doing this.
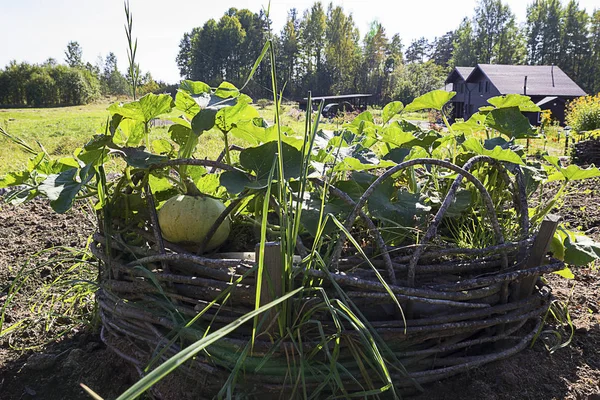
[64,41,83,68]
[451,0,526,66]
[4,80,600,398]
[566,93,600,133]
[0,62,100,107]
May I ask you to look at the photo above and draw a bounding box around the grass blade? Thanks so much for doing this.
[115,287,302,400]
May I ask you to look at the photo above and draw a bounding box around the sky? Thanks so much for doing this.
[1,0,599,83]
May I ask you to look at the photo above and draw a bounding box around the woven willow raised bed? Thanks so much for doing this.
[92,155,564,398]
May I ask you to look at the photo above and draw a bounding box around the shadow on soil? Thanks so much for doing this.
[0,329,137,400]
[1,323,599,399]
[409,322,600,400]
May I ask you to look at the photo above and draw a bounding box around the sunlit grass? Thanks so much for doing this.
[0,100,570,177]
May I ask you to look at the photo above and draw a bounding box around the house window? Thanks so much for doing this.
[479,82,483,93]
[485,81,489,93]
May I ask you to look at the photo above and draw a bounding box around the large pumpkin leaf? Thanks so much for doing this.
[403,129,442,150]
[564,234,600,266]
[175,90,200,117]
[451,112,487,135]
[191,108,217,134]
[462,137,525,165]
[214,81,240,98]
[220,170,253,194]
[116,119,145,146]
[379,122,416,147]
[382,101,404,125]
[39,164,95,213]
[169,124,193,147]
[368,180,431,228]
[229,118,266,146]
[484,107,536,139]
[444,189,475,217]
[383,148,411,164]
[334,157,395,172]
[544,156,600,181]
[483,136,512,150]
[404,90,455,112]
[481,94,540,112]
[240,141,303,181]
[108,93,173,124]
[179,80,211,95]
[215,95,259,133]
[111,147,168,169]
[0,171,29,189]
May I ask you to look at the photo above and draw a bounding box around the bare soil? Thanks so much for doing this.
[1,180,599,400]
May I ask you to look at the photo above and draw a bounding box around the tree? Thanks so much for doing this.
[325,5,360,94]
[362,21,390,102]
[496,17,526,64]
[526,0,563,65]
[176,9,270,96]
[405,37,430,63]
[64,41,83,68]
[386,33,404,71]
[451,18,477,66]
[472,0,525,64]
[586,9,600,93]
[431,31,456,68]
[176,32,193,78]
[278,9,301,96]
[102,52,128,95]
[392,61,447,104]
[299,2,327,91]
[559,0,589,79]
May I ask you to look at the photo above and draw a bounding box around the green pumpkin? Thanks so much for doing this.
[158,195,230,251]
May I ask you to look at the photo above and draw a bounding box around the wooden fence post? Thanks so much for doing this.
[517,214,560,300]
[255,242,283,334]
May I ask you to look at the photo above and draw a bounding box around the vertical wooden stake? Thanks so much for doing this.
[517,214,560,300]
[255,242,283,334]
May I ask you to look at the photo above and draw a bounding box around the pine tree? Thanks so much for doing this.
[451,18,477,66]
[559,0,590,79]
[325,5,360,94]
[64,41,83,68]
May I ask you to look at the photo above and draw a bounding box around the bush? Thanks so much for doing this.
[566,93,600,132]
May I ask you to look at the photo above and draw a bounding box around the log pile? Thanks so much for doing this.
[571,138,600,166]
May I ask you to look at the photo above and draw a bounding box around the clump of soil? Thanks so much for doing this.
[1,178,599,399]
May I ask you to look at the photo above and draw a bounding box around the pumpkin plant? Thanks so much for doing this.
[3,82,600,400]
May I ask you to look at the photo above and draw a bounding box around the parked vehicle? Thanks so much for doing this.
[322,101,354,118]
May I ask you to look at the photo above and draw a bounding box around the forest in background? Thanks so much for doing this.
[1,0,599,108]
[0,44,170,107]
[177,0,600,104]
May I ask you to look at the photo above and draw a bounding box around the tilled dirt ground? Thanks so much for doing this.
[1,179,599,400]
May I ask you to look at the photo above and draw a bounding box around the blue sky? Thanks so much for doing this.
[0,0,598,83]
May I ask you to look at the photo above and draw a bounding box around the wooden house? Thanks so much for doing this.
[444,64,587,125]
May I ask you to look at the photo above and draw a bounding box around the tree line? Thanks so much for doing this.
[176,0,600,105]
[0,42,168,107]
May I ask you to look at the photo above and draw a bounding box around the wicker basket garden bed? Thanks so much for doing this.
[91,156,565,397]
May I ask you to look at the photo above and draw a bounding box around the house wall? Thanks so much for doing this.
[447,79,479,120]
[466,74,501,119]
[447,73,502,120]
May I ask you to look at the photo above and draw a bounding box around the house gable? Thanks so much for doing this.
[445,64,586,124]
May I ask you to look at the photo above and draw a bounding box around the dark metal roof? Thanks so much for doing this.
[445,67,474,83]
[455,67,474,80]
[469,64,586,97]
[301,94,372,101]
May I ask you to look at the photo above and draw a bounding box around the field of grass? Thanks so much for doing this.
[0,101,569,177]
